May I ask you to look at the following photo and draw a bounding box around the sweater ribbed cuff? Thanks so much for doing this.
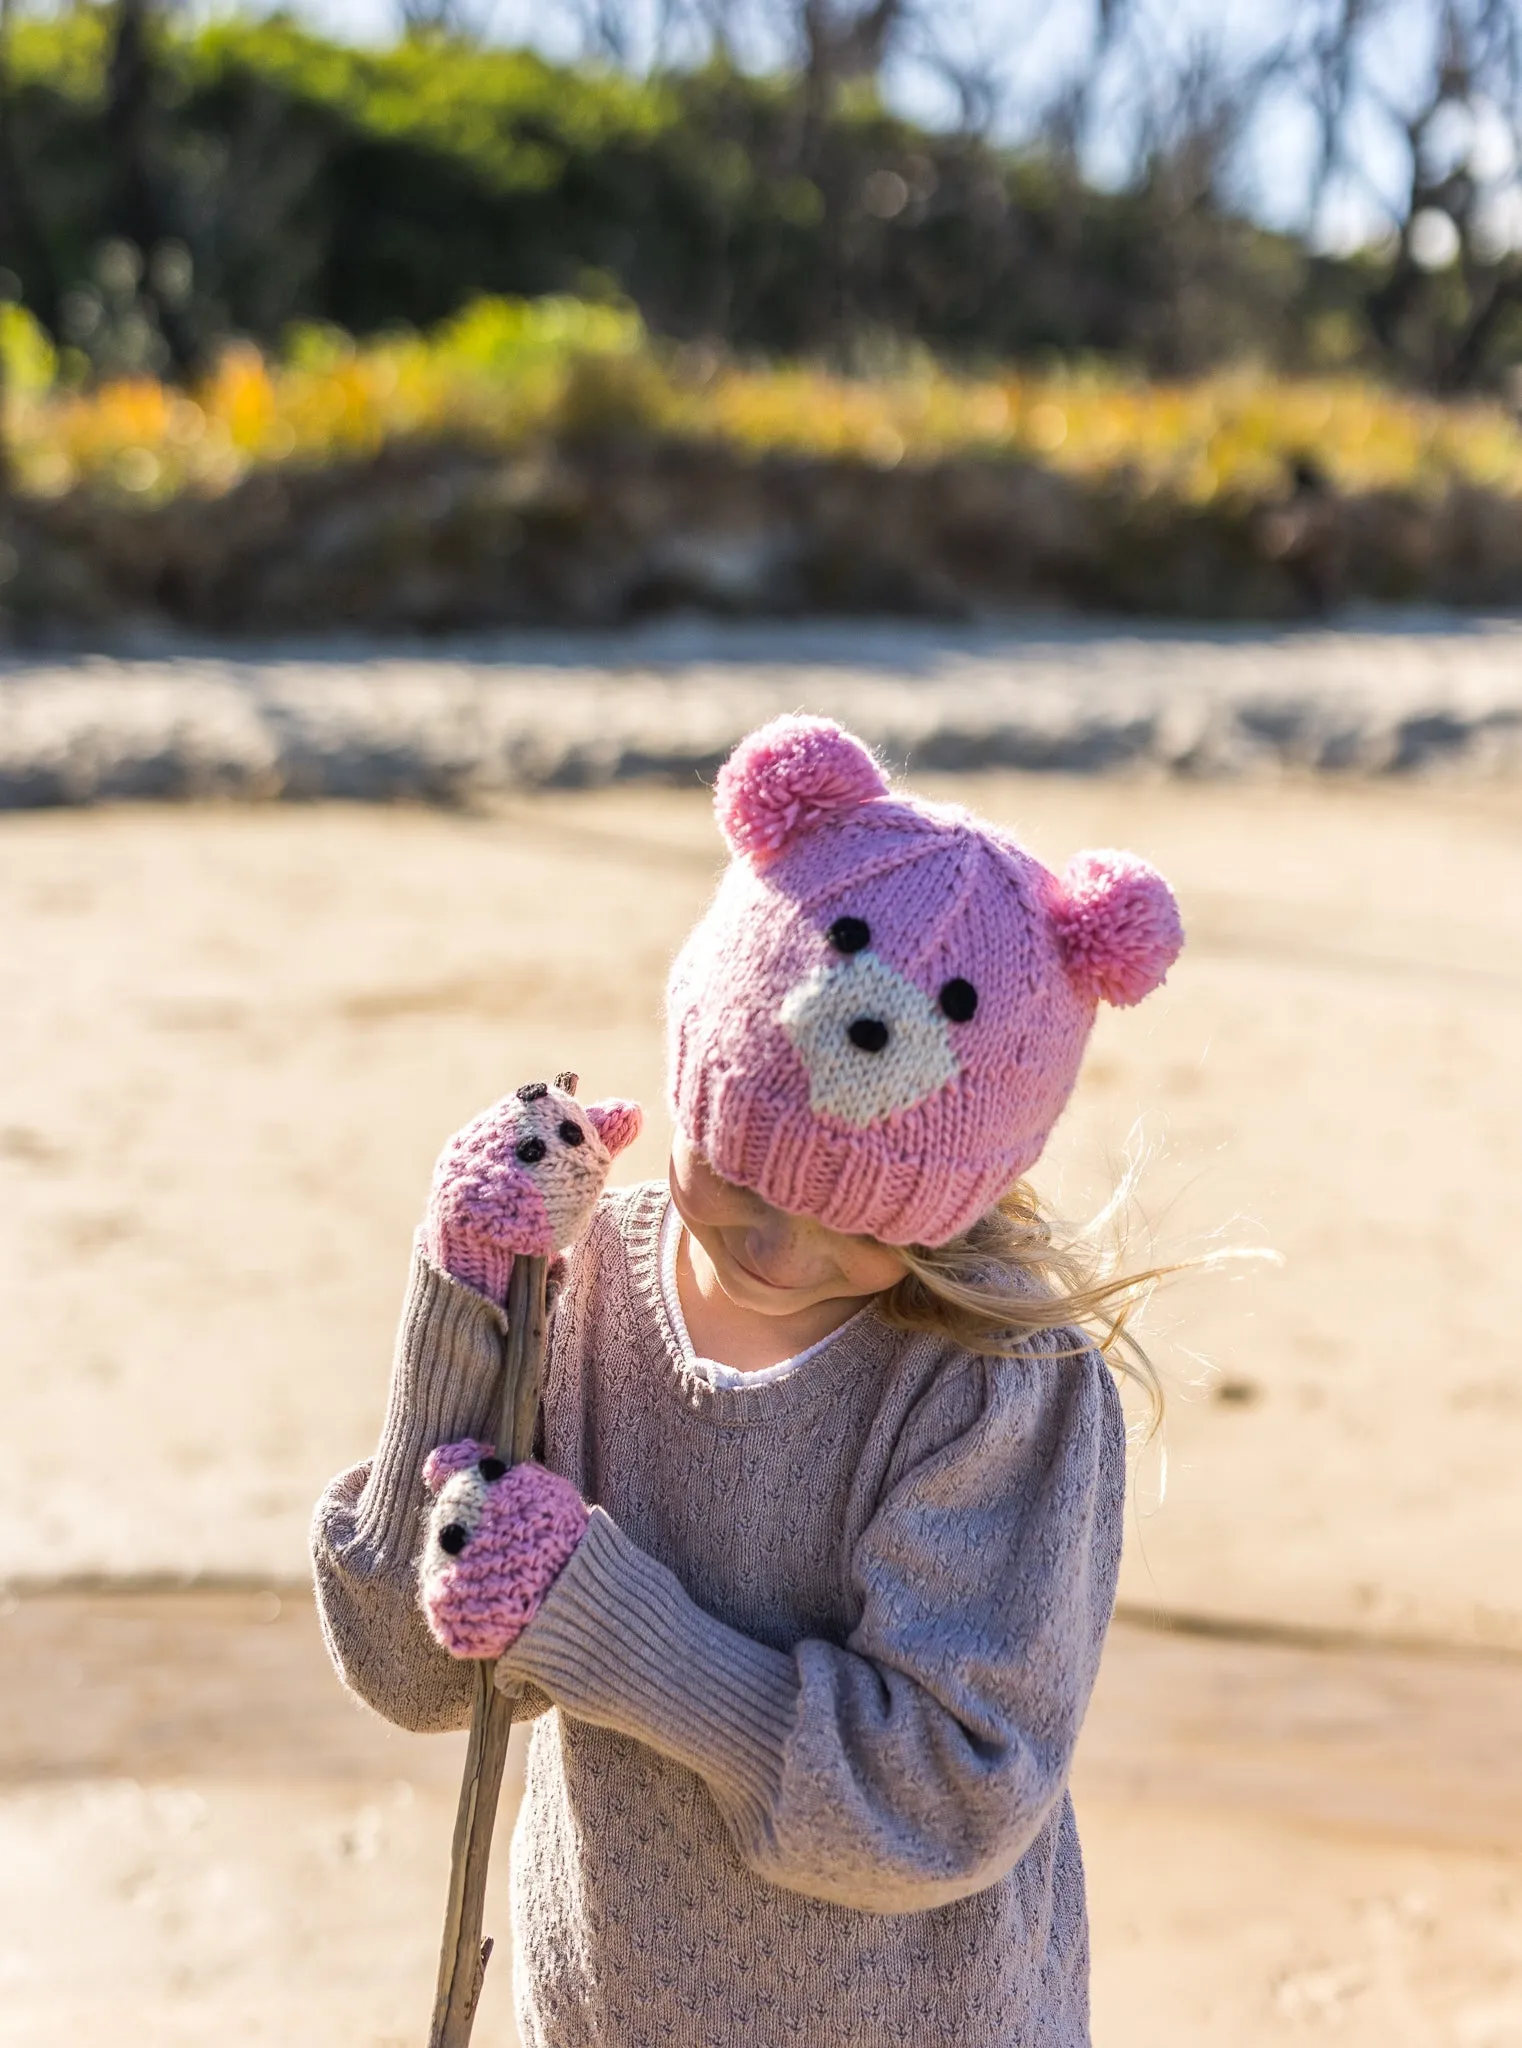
[498,1509,801,1844]
[352,1241,509,1562]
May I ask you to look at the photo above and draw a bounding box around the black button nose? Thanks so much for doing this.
[847,1017,890,1053]
[438,1523,468,1555]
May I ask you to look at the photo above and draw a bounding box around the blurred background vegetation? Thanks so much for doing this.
[4,0,1522,619]
[7,1,1522,389]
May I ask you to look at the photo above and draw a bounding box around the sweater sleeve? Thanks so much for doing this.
[310,1242,552,1733]
[496,1327,1126,1911]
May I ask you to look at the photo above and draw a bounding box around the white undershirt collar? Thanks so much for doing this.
[657,1199,867,1389]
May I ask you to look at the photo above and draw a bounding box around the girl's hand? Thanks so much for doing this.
[422,1077,642,1304]
[419,1439,590,1660]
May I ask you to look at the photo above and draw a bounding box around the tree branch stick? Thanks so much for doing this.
[427,1251,549,2048]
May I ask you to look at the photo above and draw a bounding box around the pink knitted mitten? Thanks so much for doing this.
[420,1440,589,1659]
[423,1075,641,1304]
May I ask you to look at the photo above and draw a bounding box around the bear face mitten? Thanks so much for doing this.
[422,1074,642,1304]
[420,1441,590,1659]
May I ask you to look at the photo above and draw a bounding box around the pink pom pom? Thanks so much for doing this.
[586,1097,643,1157]
[423,1439,496,1493]
[714,715,889,862]
[1051,850,1184,1007]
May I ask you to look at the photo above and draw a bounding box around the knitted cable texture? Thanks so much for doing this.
[670,714,1184,1245]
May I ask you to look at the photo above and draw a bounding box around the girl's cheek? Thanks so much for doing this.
[671,1144,759,1234]
[835,1236,909,1295]
[669,1136,715,1219]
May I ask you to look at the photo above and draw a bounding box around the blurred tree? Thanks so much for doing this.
[798,0,905,110]
[566,0,640,63]
[1185,0,1522,383]
[795,0,913,351]
[4,3,1522,390]
[0,0,61,358]
[397,0,501,40]
[0,18,1324,374]
[103,0,198,372]
[1362,1,1522,387]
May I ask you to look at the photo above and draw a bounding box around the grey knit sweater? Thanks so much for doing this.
[313,1181,1126,2048]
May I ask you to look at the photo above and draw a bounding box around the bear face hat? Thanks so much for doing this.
[666,715,1184,1247]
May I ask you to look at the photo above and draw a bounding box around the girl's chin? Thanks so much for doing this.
[716,1258,827,1314]
[723,1278,807,1313]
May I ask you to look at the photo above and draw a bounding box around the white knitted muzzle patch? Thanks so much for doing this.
[780,951,958,1129]
[509,1091,614,1245]
[421,1469,488,1586]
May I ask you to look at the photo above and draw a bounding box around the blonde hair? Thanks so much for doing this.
[879,1172,1186,1432]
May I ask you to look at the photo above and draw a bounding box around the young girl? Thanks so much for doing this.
[313,714,1184,2048]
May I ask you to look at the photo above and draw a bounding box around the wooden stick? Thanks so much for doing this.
[427,1251,550,2048]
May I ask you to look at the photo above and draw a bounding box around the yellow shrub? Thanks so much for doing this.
[6,295,1522,503]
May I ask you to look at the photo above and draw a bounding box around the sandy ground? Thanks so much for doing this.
[3,771,1521,2044]
[4,1588,1520,2048]
[3,774,1519,1643]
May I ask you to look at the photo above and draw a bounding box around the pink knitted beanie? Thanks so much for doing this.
[666,715,1184,1246]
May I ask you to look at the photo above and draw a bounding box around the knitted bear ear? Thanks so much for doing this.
[714,715,890,863]
[586,1097,643,1156]
[422,1439,495,1493]
[1050,850,1184,1008]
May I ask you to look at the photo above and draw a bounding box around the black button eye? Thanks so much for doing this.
[847,1017,890,1053]
[516,1135,547,1164]
[558,1119,584,1147]
[478,1457,506,1482]
[438,1523,468,1555]
[939,978,978,1023]
[828,916,871,954]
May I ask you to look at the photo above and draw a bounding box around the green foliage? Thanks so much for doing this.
[0,303,58,394]
[185,21,672,186]
[6,8,111,95]
[425,293,646,373]
[0,13,1510,388]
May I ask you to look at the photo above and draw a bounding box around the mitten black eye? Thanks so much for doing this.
[438,1523,468,1555]
[828,916,871,954]
[939,978,978,1023]
[516,1135,547,1164]
[558,1119,585,1147]
[478,1457,506,1482]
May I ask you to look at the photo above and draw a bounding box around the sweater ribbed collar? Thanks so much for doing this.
[620,1181,899,1425]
